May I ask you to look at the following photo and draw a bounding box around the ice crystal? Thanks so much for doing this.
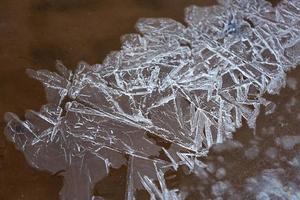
[4,0,300,199]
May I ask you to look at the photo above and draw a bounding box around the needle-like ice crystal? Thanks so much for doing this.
[4,0,300,199]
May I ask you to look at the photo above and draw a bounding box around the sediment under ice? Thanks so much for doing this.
[4,0,300,199]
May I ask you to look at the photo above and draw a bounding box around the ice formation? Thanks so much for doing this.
[4,0,300,199]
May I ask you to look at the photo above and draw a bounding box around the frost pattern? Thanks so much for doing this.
[4,0,300,199]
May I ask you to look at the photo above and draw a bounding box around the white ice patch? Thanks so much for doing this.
[3,0,300,199]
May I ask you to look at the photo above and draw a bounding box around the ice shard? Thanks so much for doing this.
[4,0,300,199]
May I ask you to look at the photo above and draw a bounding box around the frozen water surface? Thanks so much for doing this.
[3,0,300,199]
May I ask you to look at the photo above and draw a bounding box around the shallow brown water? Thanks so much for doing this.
[0,0,297,200]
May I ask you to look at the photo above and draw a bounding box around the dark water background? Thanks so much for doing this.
[0,0,297,199]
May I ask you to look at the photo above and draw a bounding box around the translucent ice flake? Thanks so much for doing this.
[4,0,300,199]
